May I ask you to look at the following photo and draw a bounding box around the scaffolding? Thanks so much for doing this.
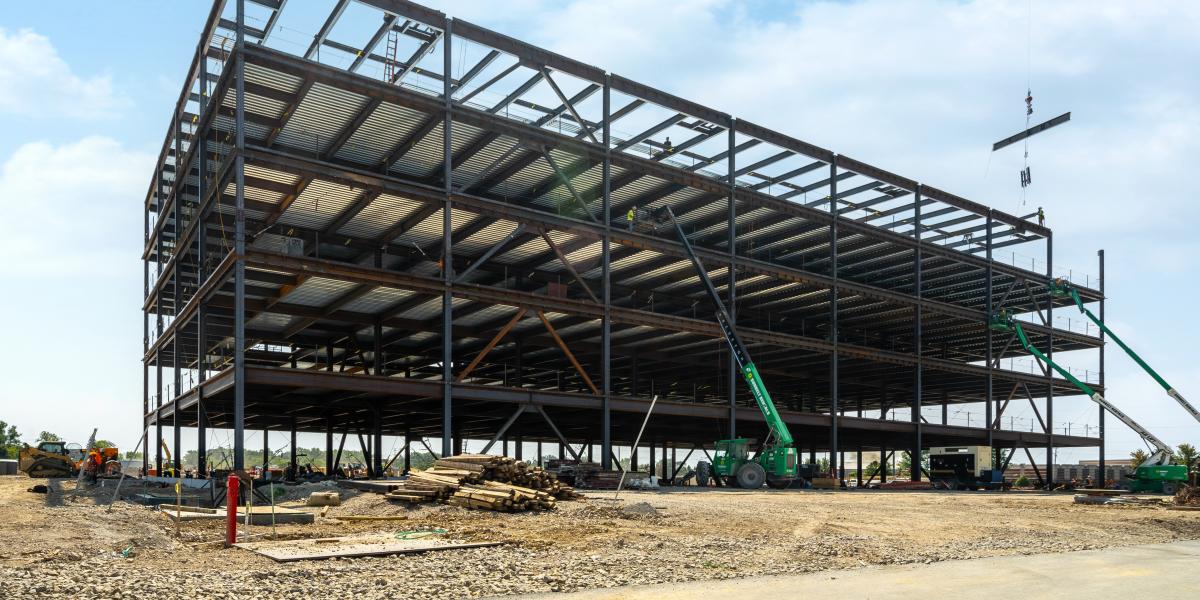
[142,0,1107,487]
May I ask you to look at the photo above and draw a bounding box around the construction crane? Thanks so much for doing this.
[990,309,1188,493]
[663,207,798,489]
[1049,278,1200,425]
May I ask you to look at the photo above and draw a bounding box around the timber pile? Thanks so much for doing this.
[384,454,581,511]
[577,468,624,489]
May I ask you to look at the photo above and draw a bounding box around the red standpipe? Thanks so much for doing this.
[226,473,239,546]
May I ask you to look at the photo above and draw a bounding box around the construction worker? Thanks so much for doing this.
[627,206,636,231]
[663,136,673,153]
[1037,206,1045,227]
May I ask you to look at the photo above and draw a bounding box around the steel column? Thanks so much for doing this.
[325,420,334,475]
[727,121,737,438]
[196,44,209,480]
[404,428,412,474]
[155,349,162,474]
[829,156,839,479]
[373,404,383,476]
[440,18,454,456]
[911,184,922,481]
[171,102,183,476]
[197,400,207,476]
[985,210,994,463]
[232,0,247,471]
[289,416,298,477]
[1098,249,1106,483]
[1045,232,1054,488]
[601,74,613,469]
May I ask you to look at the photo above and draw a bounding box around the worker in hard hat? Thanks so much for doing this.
[627,206,636,231]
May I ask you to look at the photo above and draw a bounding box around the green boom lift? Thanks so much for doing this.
[990,309,1188,493]
[1049,278,1200,425]
[664,207,798,489]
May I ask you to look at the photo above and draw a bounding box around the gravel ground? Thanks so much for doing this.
[1,475,1198,599]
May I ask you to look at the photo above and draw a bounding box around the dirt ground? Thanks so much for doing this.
[2,475,1198,599]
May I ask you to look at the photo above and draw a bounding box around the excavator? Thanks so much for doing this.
[990,308,1189,493]
[664,207,799,489]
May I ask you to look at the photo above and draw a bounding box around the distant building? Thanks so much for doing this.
[1007,461,1130,485]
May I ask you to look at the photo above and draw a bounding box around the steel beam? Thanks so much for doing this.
[537,311,599,396]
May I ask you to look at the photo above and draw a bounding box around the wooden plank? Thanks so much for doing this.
[235,535,503,562]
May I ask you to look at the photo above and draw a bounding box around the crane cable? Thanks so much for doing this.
[1019,0,1033,206]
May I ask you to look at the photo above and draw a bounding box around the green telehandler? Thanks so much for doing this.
[664,207,798,489]
[990,308,1188,493]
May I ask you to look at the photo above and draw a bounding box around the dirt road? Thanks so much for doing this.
[1,476,1197,599]
[526,539,1200,599]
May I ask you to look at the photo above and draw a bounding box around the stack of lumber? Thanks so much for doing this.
[384,471,463,503]
[448,481,559,512]
[430,454,581,500]
[575,466,625,489]
[383,454,581,510]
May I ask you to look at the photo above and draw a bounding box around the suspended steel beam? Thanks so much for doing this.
[992,112,1071,151]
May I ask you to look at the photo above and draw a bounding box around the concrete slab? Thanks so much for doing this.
[519,540,1200,600]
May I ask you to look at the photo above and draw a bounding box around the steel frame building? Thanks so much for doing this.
[143,0,1108,486]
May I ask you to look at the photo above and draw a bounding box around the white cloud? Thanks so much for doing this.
[0,28,128,118]
[0,137,150,447]
[0,136,152,277]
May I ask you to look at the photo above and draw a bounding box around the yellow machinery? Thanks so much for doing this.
[18,441,121,479]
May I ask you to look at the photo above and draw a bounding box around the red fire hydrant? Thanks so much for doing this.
[226,473,239,547]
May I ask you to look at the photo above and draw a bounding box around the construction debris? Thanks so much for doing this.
[383,454,581,512]
[1175,485,1200,507]
[306,491,341,507]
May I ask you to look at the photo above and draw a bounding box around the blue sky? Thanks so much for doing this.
[0,0,1197,464]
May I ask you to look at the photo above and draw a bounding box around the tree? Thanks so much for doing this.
[0,421,20,458]
[1175,443,1198,473]
[898,451,931,478]
[1014,475,1030,487]
[37,431,61,443]
[1130,449,1149,468]
[865,460,881,477]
